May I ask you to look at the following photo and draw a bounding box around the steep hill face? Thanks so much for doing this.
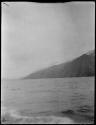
[23,50,95,79]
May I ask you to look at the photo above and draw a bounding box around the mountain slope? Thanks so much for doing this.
[23,50,95,79]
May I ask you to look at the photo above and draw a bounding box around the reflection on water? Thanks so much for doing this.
[1,77,94,124]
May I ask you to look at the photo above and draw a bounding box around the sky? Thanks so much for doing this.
[1,2,95,79]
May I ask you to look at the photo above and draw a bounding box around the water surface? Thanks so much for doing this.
[1,77,94,124]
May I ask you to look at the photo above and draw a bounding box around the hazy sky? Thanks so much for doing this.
[2,2,95,79]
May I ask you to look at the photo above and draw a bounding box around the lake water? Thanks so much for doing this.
[1,77,94,124]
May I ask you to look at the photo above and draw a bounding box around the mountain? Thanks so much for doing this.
[23,50,95,79]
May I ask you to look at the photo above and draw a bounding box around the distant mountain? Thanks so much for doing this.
[23,50,95,79]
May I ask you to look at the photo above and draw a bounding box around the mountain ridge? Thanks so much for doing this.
[23,50,95,79]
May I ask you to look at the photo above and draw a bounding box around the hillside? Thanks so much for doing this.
[23,50,95,79]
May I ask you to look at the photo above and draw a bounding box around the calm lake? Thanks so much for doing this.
[1,77,94,124]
